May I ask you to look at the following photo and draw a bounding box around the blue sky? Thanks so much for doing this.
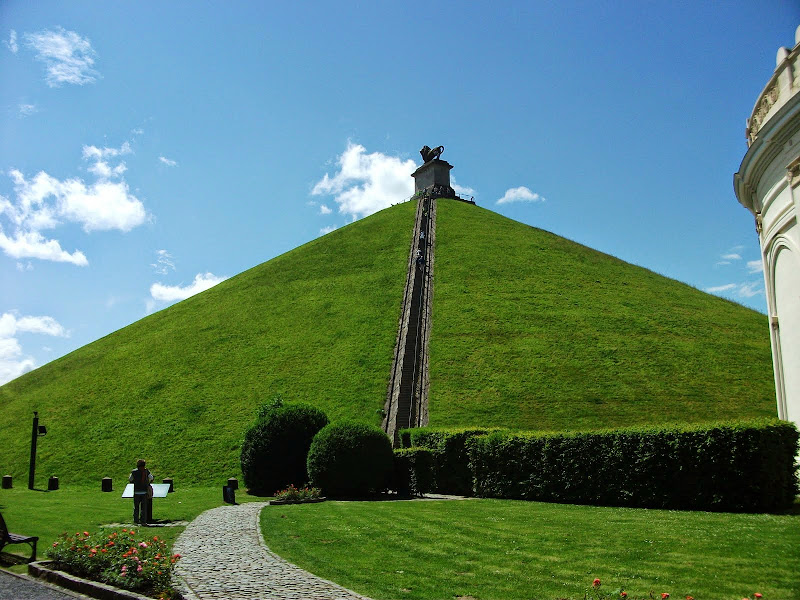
[1,2,799,385]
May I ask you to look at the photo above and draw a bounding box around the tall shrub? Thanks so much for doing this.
[307,421,394,497]
[240,403,328,494]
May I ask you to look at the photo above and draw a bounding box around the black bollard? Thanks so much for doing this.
[48,476,59,491]
[1,475,11,489]
[227,477,239,490]
[101,477,113,492]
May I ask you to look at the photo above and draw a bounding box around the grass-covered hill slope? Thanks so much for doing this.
[0,197,775,486]
[429,198,775,430]
[0,201,416,485]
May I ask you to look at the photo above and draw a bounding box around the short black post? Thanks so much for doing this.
[28,412,39,489]
[227,477,238,490]
[101,477,113,492]
[48,476,59,491]
[163,478,174,493]
[1,475,11,489]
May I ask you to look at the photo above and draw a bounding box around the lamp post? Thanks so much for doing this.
[28,411,47,490]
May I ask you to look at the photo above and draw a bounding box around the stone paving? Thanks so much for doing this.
[172,502,372,600]
[0,569,92,600]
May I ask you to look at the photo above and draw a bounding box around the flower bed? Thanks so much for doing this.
[47,528,180,599]
[269,484,325,505]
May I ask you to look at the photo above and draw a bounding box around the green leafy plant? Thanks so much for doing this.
[240,403,329,495]
[307,421,393,497]
[47,528,180,598]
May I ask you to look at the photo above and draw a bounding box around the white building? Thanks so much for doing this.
[734,26,800,429]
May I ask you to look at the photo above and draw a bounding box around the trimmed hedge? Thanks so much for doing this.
[240,403,329,495]
[400,427,497,495]
[393,447,434,496]
[307,421,394,497]
[469,419,799,512]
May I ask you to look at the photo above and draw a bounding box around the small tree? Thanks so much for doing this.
[240,403,328,495]
[307,421,394,497]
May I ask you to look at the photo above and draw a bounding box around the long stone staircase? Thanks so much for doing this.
[382,193,436,446]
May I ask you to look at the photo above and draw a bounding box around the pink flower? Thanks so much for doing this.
[139,541,148,548]
[137,565,142,572]
[52,542,59,547]
[83,531,89,536]
[121,565,127,572]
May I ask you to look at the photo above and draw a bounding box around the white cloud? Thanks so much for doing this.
[131,128,144,136]
[705,283,737,293]
[319,225,338,235]
[0,311,67,385]
[0,141,149,265]
[24,27,98,87]
[705,282,764,298]
[16,261,33,271]
[0,228,88,265]
[452,182,475,197]
[319,204,332,215]
[312,142,416,220]
[747,259,763,274]
[6,30,18,53]
[159,156,177,167]
[721,253,741,261]
[150,272,227,303]
[18,103,37,117]
[151,249,175,275]
[496,186,546,204]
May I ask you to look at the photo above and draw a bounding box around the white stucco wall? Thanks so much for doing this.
[734,26,800,430]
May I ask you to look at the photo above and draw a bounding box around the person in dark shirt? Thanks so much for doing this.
[129,459,153,525]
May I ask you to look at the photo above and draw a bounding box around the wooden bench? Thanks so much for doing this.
[0,511,38,563]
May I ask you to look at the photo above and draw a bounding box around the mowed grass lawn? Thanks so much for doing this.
[260,499,800,600]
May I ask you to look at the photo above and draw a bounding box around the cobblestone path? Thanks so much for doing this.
[172,502,371,600]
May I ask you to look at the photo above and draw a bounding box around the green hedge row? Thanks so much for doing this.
[471,420,798,512]
[392,448,434,497]
[402,420,799,511]
[400,428,496,496]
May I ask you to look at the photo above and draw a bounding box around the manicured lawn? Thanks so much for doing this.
[260,498,800,600]
[0,485,262,570]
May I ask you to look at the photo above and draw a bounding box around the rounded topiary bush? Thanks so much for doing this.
[240,403,328,495]
[307,421,394,497]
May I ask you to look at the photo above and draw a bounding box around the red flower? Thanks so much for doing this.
[755,595,763,599]
[592,578,601,587]
[620,593,628,598]
[686,596,694,600]
[661,594,669,599]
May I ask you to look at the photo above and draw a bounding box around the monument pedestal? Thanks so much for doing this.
[411,159,454,195]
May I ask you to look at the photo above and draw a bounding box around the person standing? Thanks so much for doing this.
[129,459,153,525]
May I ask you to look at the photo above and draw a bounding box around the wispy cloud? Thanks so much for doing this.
[747,259,763,274]
[319,204,332,215]
[159,156,177,167]
[0,311,68,385]
[312,142,415,220]
[24,27,98,87]
[151,250,176,275]
[320,225,337,235]
[150,272,227,303]
[705,282,763,298]
[18,103,37,117]
[496,186,546,204]
[0,140,148,265]
[5,30,18,54]
[721,253,741,261]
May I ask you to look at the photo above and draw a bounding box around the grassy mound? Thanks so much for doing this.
[0,202,415,485]
[430,199,775,430]
[0,198,775,485]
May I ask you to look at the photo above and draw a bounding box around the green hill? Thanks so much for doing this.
[0,198,775,485]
